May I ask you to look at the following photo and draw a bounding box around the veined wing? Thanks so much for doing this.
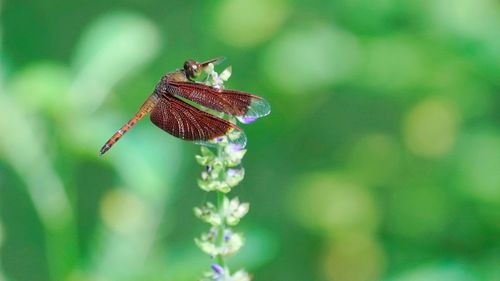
[150,94,247,147]
[168,81,270,124]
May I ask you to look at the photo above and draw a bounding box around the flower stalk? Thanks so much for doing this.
[193,63,251,281]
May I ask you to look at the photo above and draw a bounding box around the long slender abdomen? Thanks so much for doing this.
[99,95,159,156]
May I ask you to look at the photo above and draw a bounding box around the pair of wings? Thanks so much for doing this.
[149,81,270,147]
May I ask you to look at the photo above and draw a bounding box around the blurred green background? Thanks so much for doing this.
[1,0,499,280]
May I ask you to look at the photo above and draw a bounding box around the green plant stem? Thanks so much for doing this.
[215,142,227,268]
[216,190,226,268]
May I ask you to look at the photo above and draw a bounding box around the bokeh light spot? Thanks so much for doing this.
[288,173,379,235]
[322,234,385,281]
[347,133,401,186]
[100,189,150,235]
[404,98,459,158]
[361,37,426,93]
[262,24,360,95]
[457,132,500,203]
[213,0,290,48]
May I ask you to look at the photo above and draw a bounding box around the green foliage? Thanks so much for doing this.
[0,0,499,281]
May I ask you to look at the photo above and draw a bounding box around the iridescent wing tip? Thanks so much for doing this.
[237,96,271,124]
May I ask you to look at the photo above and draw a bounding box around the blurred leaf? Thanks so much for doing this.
[404,98,459,158]
[0,93,78,281]
[213,0,290,48]
[360,36,428,94]
[388,262,477,281]
[70,11,161,111]
[429,0,499,40]
[288,173,380,236]
[262,23,360,94]
[456,131,500,204]
[10,62,71,117]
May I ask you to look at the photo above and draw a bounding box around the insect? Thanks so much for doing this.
[99,57,270,156]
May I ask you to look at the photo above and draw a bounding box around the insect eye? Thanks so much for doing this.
[184,60,200,79]
[183,61,190,72]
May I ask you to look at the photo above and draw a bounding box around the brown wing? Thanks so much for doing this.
[150,94,246,146]
[168,81,270,124]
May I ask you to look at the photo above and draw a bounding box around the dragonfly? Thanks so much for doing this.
[99,57,270,156]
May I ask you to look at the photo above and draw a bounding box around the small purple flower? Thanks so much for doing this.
[227,168,240,177]
[211,263,225,275]
[227,143,243,153]
[224,230,232,241]
[237,116,257,124]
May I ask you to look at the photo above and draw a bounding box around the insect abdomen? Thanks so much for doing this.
[99,95,159,155]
